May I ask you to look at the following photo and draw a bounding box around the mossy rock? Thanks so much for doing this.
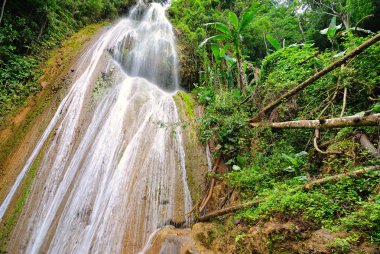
[173,91,208,204]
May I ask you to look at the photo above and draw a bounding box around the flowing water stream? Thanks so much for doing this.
[0,1,192,253]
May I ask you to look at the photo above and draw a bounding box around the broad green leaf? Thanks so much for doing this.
[223,54,237,64]
[219,47,226,56]
[210,44,220,59]
[326,28,336,39]
[199,34,228,47]
[329,16,337,29]
[204,22,231,36]
[282,154,297,166]
[320,16,342,39]
[226,159,234,165]
[266,34,282,51]
[229,12,239,30]
[320,28,329,34]
[295,151,308,158]
[232,165,241,171]
[240,12,254,31]
[371,102,380,113]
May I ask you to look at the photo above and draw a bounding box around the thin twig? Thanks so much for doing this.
[340,87,347,117]
[299,51,320,65]
[198,156,221,213]
[313,129,342,155]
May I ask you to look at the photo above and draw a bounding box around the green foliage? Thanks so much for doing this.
[320,16,342,49]
[266,34,281,51]
[339,200,380,242]
[234,175,380,235]
[172,0,380,250]
[199,8,255,88]
[0,0,133,123]
[196,31,379,248]
[197,86,255,158]
[257,33,379,120]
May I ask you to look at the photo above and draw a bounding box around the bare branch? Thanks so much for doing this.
[340,87,347,117]
[304,165,380,189]
[250,113,380,129]
[0,0,7,27]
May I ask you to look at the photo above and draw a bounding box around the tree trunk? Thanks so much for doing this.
[356,133,380,158]
[250,113,380,129]
[263,33,269,55]
[341,13,350,31]
[236,53,247,89]
[251,33,380,122]
[0,0,7,27]
[197,200,261,222]
[297,16,306,43]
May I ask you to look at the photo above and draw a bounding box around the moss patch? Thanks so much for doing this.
[174,91,195,118]
[173,91,208,204]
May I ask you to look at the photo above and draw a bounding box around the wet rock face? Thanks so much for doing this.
[173,91,209,205]
[141,226,215,254]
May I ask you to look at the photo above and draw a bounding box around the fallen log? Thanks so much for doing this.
[197,200,261,222]
[304,165,380,189]
[251,33,380,122]
[250,113,380,129]
[356,132,380,158]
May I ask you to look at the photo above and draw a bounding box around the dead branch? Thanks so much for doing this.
[355,14,375,32]
[356,132,380,158]
[197,200,261,222]
[250,113,380,129]
[251,33,380,122]
[299,51,320,65]
[199,179,216,213]
[198,165,380,221]
[317,85,339,118]
[304,165,380,189]
[320,139,334,148]
[0,0,6,27]
[313,129,342,155]
[340,87,347,117]
[198,155,221,213]
[219,187,235,209]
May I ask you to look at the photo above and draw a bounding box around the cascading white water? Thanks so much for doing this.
[1,1,192,253]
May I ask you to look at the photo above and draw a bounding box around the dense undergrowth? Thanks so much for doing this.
[170,0,380,251]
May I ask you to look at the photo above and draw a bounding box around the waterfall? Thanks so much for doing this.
[1,1,192,253]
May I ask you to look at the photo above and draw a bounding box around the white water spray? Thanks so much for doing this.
[1,1,192,253]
